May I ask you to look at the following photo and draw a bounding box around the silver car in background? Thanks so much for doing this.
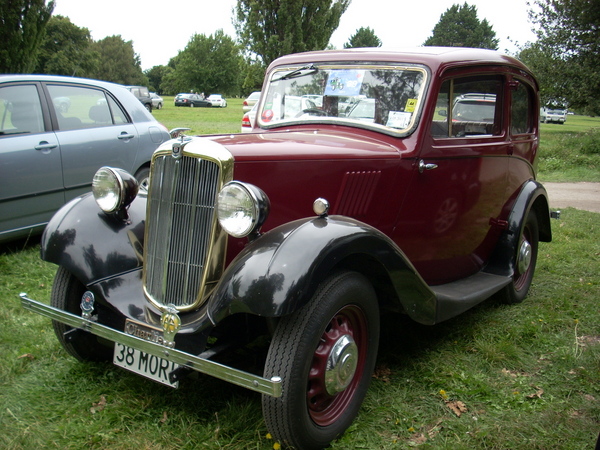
[0,74,171,243]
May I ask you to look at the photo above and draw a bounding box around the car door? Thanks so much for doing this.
[395,72,512,285]
[0,82,63,240]
[45,83,140,200]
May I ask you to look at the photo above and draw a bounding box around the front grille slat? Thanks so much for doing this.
[144,154,221,310]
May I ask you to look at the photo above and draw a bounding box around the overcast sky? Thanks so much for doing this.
[53,0,538,70]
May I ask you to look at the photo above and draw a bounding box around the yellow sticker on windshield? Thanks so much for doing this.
[405,98,417,113]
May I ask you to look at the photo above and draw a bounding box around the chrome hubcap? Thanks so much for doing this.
[517,238,532,274]
[324,335,358,395]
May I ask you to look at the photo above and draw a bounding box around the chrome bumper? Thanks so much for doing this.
[20,293,282,398]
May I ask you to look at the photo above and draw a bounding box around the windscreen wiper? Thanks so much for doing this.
[272,64,318,82]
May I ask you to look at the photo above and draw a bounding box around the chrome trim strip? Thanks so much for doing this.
[20,293,282,398]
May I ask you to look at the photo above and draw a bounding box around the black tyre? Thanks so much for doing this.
[189,102,195,108]
[134,167,150,194]
[51,267,112,362]
[262,271,380,449]
[499,212,539,304]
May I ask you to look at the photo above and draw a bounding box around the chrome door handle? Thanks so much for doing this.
[34,141,58,152]
[419,160,438,173]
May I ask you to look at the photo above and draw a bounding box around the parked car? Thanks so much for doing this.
[206,94,227,107]
[243,91,260,111]
[241,102,258,132]
[542,107,567,124]
[0,74,171,243]
[150,92,163,110]
[125,85,153,112]
[22,48,555,450]
[174,93,212,107]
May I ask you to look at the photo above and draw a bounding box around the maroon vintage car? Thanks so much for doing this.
[22,47,554,449]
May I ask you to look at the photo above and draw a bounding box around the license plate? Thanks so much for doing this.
[113,321,179,388]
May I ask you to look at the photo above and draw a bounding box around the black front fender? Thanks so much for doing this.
[41,192,146,285]
[208,216,437,324]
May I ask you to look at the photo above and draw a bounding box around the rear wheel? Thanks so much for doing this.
[262,271,380,449]
[499,212,539,304]
[51,267,112,362]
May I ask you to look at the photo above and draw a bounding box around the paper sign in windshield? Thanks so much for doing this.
[325,70,365,96]
[387,111,412,129]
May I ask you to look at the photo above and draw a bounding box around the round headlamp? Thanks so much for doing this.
[217,181,270,238]
[92,167,139,214]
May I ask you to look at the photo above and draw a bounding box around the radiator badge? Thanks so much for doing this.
[161,304,181,345]
[172,142,183,159]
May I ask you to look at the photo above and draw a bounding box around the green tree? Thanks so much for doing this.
[527,0,600,115]
[423,2,499,50]
[145,65,170,93]
[34,15,97,77]
[344,26,382,48]
[0,0,55,73]
[165,30,242,96]
[89,35,147,85]
[234,0,350,66]
[240,58,265,94]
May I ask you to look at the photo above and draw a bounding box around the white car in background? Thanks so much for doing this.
[206,94,227,107]
[543,108,567,124]
[241,102,258,132]
[150,93,163,110]
[243,91,261,112]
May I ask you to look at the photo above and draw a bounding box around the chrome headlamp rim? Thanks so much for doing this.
[217,181,270,238]
[92,166,138,214]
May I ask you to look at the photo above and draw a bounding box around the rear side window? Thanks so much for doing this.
[47,85,129,130]
[0,84,45,135]
[431,75,503,138]
[510,81,534,135]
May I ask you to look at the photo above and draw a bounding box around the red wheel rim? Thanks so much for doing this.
[306,305,368,426]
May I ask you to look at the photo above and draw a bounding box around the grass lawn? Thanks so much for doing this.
[0,107,599,449]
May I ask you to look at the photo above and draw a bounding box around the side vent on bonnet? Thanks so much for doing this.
[332,171,381,217]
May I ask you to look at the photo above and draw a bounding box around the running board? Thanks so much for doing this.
[430,272,511,323]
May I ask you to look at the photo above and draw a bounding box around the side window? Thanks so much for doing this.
[431,75,503,138]
[0,84,45,135]
[47,85,117,130]
[511,81,533,135]
[107,96,128,124]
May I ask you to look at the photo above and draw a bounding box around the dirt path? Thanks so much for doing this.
[543,182,600,213]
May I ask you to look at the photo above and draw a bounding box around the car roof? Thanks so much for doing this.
[267,47,533,80]
[0,74,123,90]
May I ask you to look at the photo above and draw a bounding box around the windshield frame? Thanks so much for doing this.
[258,62,430,137]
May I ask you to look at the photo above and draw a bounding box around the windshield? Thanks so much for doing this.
[259,64,427,134]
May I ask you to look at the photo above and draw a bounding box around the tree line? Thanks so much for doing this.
[1,0,597,114]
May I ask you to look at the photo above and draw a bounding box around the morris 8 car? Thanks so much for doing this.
[22,47,554,449]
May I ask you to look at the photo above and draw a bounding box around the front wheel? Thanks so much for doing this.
[51,267,112,362]
[134,167,150,194]
[262,271,380,449]
[498,212,539,304]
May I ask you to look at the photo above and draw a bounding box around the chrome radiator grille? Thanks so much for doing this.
[143,154,221,310]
